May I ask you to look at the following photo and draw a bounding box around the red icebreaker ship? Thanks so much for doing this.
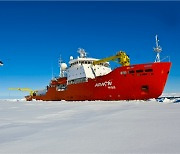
[26,35,171,101]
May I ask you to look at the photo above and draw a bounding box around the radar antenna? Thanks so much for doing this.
[77,48,87,58]
[154,35,162,62]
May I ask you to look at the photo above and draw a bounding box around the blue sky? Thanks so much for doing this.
[0,1,180,98]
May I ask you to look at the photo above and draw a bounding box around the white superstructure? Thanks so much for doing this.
[66,48,112,83]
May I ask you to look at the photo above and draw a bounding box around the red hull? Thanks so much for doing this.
[26,62,171,101]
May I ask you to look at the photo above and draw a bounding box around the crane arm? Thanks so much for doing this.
[92,51,130,66]
[9,88,37,96]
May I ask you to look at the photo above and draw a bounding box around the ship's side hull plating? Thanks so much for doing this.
[26,62,171,101]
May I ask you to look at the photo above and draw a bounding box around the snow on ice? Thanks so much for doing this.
[0,97,180,153]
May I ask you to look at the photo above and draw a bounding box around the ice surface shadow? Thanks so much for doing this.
[0,122,50,144]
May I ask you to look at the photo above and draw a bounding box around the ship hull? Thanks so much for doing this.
[26,62,171,101]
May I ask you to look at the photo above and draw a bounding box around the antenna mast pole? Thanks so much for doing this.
[154,35,162,62]
[59,55,62,77]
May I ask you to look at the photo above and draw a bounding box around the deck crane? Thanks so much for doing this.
[8,88,37,96]
[92,51,130,66]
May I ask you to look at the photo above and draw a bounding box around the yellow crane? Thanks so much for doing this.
[8,88,37,96]
[92,51,130,66]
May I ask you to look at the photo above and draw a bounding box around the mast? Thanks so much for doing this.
[154,35,162,62]
[59,55,63,77]
[59,55,67,77]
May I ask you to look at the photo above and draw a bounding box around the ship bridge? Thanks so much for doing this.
[66,48,112,84]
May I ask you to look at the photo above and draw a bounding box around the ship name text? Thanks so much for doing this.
[95,80,112,87]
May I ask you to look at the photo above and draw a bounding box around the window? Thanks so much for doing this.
[129,70,135,74]
[141,85,149,92]
[136,70,143,73]
[120,71,127,75]
[104,63,109,67]
[145,69,153,72]
[68,77,87,85]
